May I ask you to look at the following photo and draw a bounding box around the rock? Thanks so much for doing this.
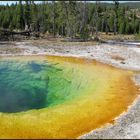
[121,61,125,64]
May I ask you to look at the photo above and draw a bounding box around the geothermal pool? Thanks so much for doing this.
[0,55,138,138]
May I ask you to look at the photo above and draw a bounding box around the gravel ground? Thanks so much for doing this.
[0,40,140,139]
[14,41,140,71]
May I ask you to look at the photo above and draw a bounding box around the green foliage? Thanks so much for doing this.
[135,33,140,40]
[79,25,90,40]
[24,0,31,29]
[118,21,126,34]
[108,15,114,32]
[0,1,139,38]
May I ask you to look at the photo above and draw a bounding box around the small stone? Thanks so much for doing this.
[121,61,125,64]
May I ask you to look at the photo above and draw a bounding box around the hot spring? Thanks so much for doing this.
[0,55,138,138]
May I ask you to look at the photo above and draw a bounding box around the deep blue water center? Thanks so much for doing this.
[0,60,61,113]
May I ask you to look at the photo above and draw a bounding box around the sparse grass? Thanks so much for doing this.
[0,47,23,54]
[134,33,140,40]
[28,38,98,48]
[99,32,135,41]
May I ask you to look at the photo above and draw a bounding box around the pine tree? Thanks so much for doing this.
[24,0,31,30]
[79,1,89,40]
[30,1,39,32]
[0,1,139,38]
[94,1,99,40]
[105,8,109,35]
[52,0,56,37]
[118,7,126,34]
[57,2,66,36]
[113,0,119,35]
[18,1,25,30]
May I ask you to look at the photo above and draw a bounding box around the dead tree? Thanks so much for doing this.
[94,1,100,41]
[114,0,119,35]
[52,0,56,37]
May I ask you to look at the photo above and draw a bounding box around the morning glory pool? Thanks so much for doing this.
[0,55,138,138]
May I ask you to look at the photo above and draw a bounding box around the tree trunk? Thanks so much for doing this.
[114,0,119,35]
[52,0,56,37]
[62,2,70,37]
[95,1,99,40]
[105,9,108,35]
